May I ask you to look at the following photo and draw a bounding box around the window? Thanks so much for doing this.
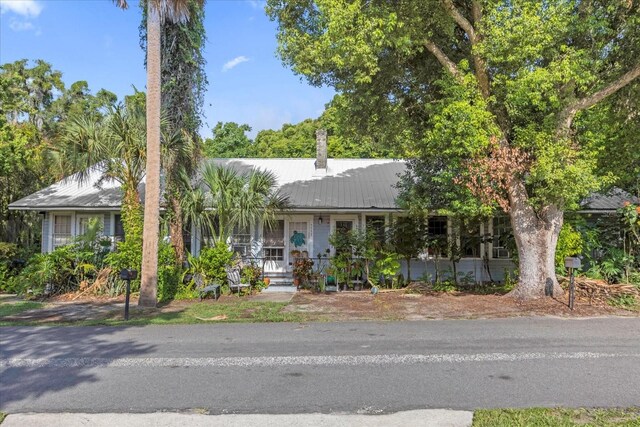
[366,216,386,246]
[492,216,512,259]
[53,215,72,248]
[460,221,481,258]
[335,220,353,234]
[231,224,251,257]
[114,214,125,242]
[427,216,448,257]
[263,220,285,261]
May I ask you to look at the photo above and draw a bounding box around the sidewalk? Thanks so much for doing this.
[1,410,473,427]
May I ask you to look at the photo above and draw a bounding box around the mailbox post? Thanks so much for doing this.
[119,269,138,320]
[564,257,581,310]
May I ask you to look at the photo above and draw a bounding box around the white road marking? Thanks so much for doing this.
[1,352,638,368]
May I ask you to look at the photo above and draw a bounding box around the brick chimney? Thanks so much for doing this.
[315,129,327,170]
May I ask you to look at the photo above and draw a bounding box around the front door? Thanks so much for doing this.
[286,217,312,271]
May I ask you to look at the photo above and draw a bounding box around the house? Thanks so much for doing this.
[8,130,635,286]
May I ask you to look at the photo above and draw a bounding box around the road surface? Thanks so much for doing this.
[1,317,639,413]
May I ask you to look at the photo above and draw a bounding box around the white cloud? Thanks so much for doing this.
[8,18,33,31]
[0,0,43,17]
[222,56,250,72]
[247,0,262,10]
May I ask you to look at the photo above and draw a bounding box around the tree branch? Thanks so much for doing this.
[441,0,490,98]
[442,0,477,43]
[424,40,463,83]
[558,63,640,135]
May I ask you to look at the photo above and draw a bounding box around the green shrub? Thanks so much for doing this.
[199,241,234,285]
[9,246,77,297]
[555,223,584,273]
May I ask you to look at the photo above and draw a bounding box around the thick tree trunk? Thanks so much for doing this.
[507,179,564,300]
[169,194,185,264]
[139,7,161,308]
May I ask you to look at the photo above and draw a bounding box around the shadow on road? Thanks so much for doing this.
[0,326,155,408]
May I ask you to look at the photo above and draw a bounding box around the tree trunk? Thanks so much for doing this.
[169,194,185,264]
[139,6,161,308]
[507,179,564,300]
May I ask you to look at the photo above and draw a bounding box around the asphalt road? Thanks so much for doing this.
[1,317,639,414]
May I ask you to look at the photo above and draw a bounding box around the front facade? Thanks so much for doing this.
[9,136,632,285]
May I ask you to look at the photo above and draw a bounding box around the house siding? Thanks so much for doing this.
[41,212,50,253]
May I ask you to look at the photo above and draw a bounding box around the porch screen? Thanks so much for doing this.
[53,215,72,248]
[492,216,512,259]
[427,216,448,257]
[366,216,386,246]
[460,220,481,258]
[263,220,284,261]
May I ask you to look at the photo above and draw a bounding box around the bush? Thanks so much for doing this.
[555,223,584,273]
[199,241,234,285]
[9,245,77,297]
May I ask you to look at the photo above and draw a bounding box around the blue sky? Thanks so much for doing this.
[0,0,335,137]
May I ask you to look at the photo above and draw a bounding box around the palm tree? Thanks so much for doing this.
[59,94,147,209]
[114,0,199,307]
[195,164,290,244]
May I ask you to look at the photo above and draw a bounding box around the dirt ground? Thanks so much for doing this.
[2,288,637,323]
[283,289,639,321]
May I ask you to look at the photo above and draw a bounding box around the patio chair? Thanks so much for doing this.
[193,273,221,301]
[226,266,251,295]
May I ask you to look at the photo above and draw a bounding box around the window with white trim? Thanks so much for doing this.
[263,220,284,261]
[53,215,72,248]
[231,224,251,257]
[492,216,513,259]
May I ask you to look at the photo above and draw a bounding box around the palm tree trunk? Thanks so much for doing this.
[169,194,186,263]
[139,5,161,307]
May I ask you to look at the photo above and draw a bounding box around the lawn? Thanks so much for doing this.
[0,300,313,326]
[0,301,43,317]
[104,301,312,325]
[473,408,640,426]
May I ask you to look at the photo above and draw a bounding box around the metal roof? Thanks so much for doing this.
[579,188,639,211]
[9,158,406,211]
[9,157,635,212]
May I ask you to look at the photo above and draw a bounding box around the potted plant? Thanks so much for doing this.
[292,257,314,289]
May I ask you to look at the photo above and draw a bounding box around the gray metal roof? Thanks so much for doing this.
[9,158,406,211]
[580,188,639,211]
[9,157,635,212]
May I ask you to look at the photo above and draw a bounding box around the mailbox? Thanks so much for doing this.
[119,269,138,281]
[564,257,582,269]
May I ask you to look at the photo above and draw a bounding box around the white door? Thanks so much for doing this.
[286,217,313,271]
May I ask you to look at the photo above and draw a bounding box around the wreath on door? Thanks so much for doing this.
[290,230,306,248]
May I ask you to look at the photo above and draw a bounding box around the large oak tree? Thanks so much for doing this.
[267,0,640,299]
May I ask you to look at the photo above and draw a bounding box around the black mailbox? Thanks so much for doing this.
[564,257,582,269]
[119,269,138,281]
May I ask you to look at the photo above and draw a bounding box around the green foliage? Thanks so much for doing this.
[8,245,77,297]
[157,240,187,302]
[608,294,638,310]
[198,241,234,285]
[268,0,640,296]
[241,262,263,288]
[555,223,584,273]
[195,163,290,242]
[204,122,254,158]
